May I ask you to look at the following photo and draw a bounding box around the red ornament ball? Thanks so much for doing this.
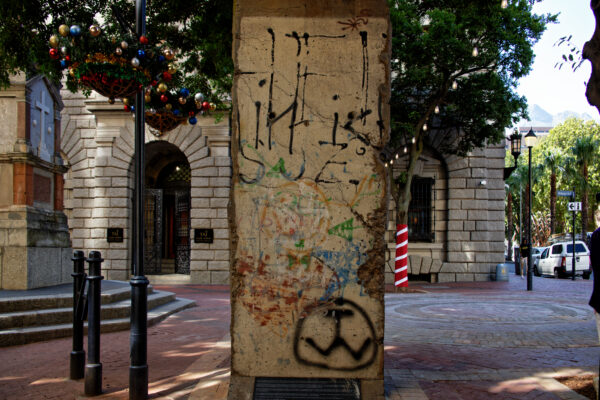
[49,48,59,60]
[65,55,71,61]
[151,80,158,87]
[202,101,210,110]
[188,111,195,117]
[139,36,149,45]
[162,72,172,82]
[124,105,130,111]
[160,94,168,103]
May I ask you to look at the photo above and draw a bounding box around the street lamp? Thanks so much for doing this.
[504,129,522,179]
[524,127,537,291]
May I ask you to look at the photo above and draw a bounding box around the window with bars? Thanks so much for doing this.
[408,177,434,242]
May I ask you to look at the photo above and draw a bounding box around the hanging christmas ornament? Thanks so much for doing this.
[188,111,195,117]
[202,101,210,110]
[189,116,197,125]
[209,102,216,112]
[157,83,168,93]
[70,25,82,37]
[124,105,130,111]
[131,57,140,67]
[58,24,70,37]
[162,72,172,82]
[160,94,168,103]
[173,109,180,116]
[89,25,101,37]
[179,97,187,105]
[123,98,130,106]
[165,103,172,111]
[49,35,59,48]
[137,49,145,59]
[194,93,204,103]
[120,41,128,49]
[139,36,149,45]
[158,55,166,63]
[60,60,68,69]
[60,46,68,55]
[49,48,60,60]
[179,88,190,98]
[108,98,115,104]
[167,63,177,74]
[144,94,152,102]
[115,47,123,56]
[162,48,174,60]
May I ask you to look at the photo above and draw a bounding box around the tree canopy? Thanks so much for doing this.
[388,0,554,224]
[0,0,233,103]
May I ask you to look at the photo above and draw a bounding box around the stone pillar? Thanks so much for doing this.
[0,74,71,289]
[230,1,389,397]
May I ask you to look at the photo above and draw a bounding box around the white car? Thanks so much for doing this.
[536,241,591,279]
[532,247,547,273]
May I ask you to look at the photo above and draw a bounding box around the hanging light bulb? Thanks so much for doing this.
[423,123,428,131]
[452,81,458,90]
[411,137,416,144]
[385,162,389,168]
[395,153,399,159]
[501,0,508,8]
[472,47,479,57]
[404,146,408,153]
[434,105,440,114]
[390,159,394,165]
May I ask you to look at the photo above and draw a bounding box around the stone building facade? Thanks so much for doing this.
[384,143,506,284]
[58,93,504,287]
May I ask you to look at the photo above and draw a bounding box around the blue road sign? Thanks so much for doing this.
[557,190,574,198]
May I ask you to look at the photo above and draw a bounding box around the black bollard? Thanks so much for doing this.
[70,251,86,380]
[85,251,104,396]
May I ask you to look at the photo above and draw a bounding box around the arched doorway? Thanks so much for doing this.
[144,141,191,275]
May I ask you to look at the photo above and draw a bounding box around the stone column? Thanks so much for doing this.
[230,1,389,398]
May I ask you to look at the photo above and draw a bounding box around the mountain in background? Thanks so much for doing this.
[520,104,598,127]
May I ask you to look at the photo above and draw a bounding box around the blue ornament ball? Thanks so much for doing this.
[180,88,190,97]
[173,109,180,116]
[70,25,81,36]
[189,116,197,125]
[60,60,68,69]
[130,106,135,112]
[158,55,166,62]
[137,49,145,59]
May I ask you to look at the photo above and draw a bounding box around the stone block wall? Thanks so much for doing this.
[384,140,506,283]
[61,90,231,284]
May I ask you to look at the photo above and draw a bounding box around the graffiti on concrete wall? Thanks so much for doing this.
[232,4,388,374]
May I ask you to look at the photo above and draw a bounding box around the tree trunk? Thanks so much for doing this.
[507,191,513,261]
[550,172,556,234]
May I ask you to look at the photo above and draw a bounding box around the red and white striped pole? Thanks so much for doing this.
[395,224,408,287]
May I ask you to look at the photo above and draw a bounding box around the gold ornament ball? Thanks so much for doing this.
[115,47,122,56]
[121,41,128,49]
[163,48,174,60]
[165,104,173,111]
[167,63,177,74]
[89,25,101,37]
[209,102,217,112]
[178,97,187,105]
[144,94,152,103]
[108,98,115,105]
[123,98,130,106]
[58,25,70,37]
[49,35,59,48]
[157,83,168,93]
[69,69,75,77]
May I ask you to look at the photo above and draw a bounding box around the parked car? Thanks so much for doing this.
[532,247,547,273]
[536,241,591,279]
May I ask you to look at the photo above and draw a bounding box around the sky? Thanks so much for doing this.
[516,0,598,118]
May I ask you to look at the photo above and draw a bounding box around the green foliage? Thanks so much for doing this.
[529,118,600,234]
[388,0,555,157]
[0,0,233,107]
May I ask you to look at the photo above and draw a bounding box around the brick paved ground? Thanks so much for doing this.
[0,275,597,399]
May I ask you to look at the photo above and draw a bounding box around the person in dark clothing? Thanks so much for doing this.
[589,209,600,338]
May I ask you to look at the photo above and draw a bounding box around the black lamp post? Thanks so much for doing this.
[130,0,149,398]
[504,129,522,179]
[524,127,537,291]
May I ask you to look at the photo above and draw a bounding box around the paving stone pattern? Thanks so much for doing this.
[0,276,597,399]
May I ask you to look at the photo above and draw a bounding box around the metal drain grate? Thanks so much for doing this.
[254,377,361,399]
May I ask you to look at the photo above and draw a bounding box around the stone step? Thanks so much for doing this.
[0,281,149,313]
[0,291,175,330]
[0,297,196,347]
